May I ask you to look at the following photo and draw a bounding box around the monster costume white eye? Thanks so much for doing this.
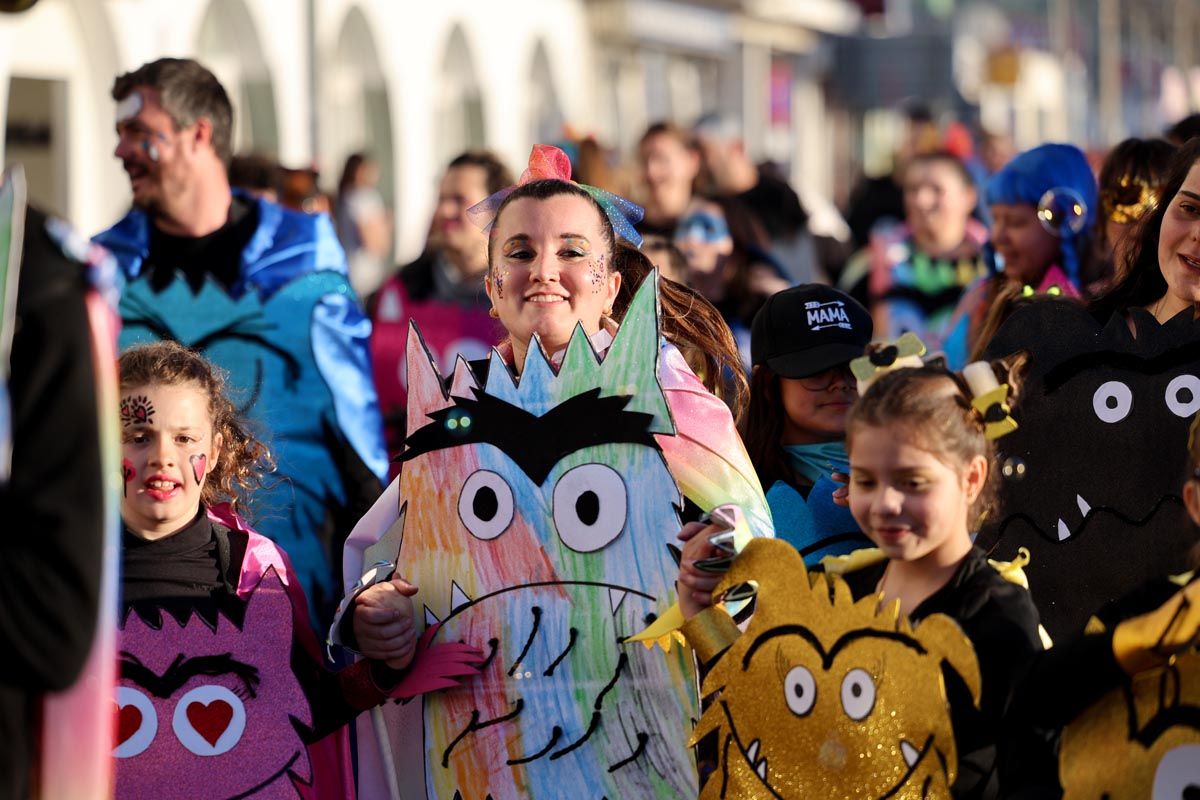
[783,666,817,716]
[173,685,246,756]
[458,469,515,540]
[1092,381,1132,423]
[552,464,627,552]
[1165,374,1200,418]
[840,668,876,721]
[114,686,157,758]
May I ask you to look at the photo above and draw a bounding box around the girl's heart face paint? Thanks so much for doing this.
[189,454,207,486]
[122,458,136,498]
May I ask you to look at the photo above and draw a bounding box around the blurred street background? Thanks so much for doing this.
[1,0,1196,261]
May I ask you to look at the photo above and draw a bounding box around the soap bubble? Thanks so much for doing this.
[1037,187,1088,236]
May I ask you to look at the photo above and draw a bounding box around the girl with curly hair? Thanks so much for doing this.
[116,342,473,798]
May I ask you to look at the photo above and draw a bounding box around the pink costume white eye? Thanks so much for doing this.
[172,684,247,756]
[114,686,157,758]
[458,469,516,541]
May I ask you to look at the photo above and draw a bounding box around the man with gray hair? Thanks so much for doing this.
[95,58,388,623]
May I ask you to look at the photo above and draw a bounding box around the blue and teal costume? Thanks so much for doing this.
[768,442,870,565]
[96,192,388,620]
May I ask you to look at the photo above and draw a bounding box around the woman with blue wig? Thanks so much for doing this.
[942,143,1097,366]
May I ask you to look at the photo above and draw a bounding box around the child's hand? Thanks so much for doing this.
[353,578,419,669]
[831,472,850,508]
[676,521,727,620]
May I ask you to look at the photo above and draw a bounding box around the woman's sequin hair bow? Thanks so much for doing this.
[465,144,645,247]
[1100,175,1159,225]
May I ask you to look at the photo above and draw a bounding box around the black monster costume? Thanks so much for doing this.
[982,299,1199,640]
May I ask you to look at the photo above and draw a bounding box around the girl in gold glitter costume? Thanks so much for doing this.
[677,359,1044,798]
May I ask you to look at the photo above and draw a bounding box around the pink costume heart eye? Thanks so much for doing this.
[185,699,233,747]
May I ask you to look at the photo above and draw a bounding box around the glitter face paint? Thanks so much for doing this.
[493,265,507,298]
[587,253,607,294]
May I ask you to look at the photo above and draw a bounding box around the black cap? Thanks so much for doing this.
[751,285,873,378]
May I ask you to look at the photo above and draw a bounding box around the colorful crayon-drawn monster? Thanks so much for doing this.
[359,277,698,799]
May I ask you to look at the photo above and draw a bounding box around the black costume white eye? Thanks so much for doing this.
[553,464,627,552]
[1165,375,1200,418]
[1151,743,1200,799]
[783,666,817,716]
[113,686,157,758]
[1092,380,1132,423]
[840,668,877,721]
[172,685,246,756]
[458,469,515,540]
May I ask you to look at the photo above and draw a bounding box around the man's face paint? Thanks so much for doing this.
[115,92,143,125]
[123,458,136,498]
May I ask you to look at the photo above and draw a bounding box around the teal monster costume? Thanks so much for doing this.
[96,194,388,620]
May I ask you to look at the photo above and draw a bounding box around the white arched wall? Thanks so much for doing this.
[321,5,397,243]
[4,0,593,250]
[312,0,594,262]
[0,0,126,233]
[102,0,309,165]
[528,39,566,146]
[196,0,281,158]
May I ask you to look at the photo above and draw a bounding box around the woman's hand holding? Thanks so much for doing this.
[676,521,727,620]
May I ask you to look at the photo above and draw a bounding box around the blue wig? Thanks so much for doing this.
[984,143,1097,286]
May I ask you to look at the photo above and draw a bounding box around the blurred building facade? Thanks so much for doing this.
[2,0,1197,263]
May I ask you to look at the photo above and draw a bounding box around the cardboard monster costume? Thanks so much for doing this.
[982,300,1200,639]
[346,277,706,799]
[684,539,981,799]
[116,567,315,798]
[1057,577,1200,799]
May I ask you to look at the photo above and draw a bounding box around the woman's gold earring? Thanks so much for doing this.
[489,307,499,319]
[603,307,613,317]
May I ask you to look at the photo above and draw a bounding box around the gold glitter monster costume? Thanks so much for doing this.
[682,538,982,799]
